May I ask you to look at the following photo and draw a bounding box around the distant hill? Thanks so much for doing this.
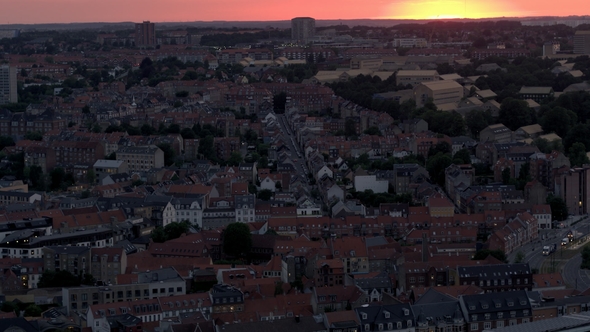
[0,16,588,31]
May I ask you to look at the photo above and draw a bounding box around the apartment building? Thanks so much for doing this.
[234,194,255,223]
[574,31,590,54]
[116,145,164,172]
[42,246,92,276]
[63,267,185,314]
[53,141,105,166]
[90,247,127,285]
[459,290,533,331]
[457,263,533,292]
[135,21,156,46]
[217,49,273,64]
[291,17,315,42]
[0,109,67,137]
[555,165,590,215]
[0,65,17,105]
[213,137,240,161]
[93,159,129,183]
[210,284,244,313]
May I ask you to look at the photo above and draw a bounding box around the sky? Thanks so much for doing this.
[0,0,589,24]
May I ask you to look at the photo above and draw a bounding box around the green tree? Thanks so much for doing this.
[38,270,81,288]
[86,169,96,184]
[428,142,452,158]
[1,301,18,315]
[227,151,243,166]
[82,105,90,114]
[465,109,492,139]
[502,167,511,185]
[514,251,525,264]
[473,249,508,263]
[0,136,15,150]
[164,220,191,240]
[50,167,66,191]
[223,223,253,259]
[540,106,577,138]
[547,194,568,221]
[426,152,453,186]
[29,165,45,190]
[565,124,590,152]
[497,98,536,131]
[533,137,564,154]
[265,229,278,236]
[363,126,382,136]
[24,131,43,141]
[568,142,590,167]
[151,226,167,243]
[198,135,216,161]
[453,149,471,165]
[344,118,357,137]
[81,273,96,286]
[257,189,273,201]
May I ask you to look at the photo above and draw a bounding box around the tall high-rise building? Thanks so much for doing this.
[134,21,156,46]
[0,65,17,105]
[574,31,590,54]
[291,17,315,43]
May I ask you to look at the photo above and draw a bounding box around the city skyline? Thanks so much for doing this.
[1,0,590,25]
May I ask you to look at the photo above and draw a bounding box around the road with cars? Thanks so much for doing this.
[276,114,310,183]
[516,215,590,290]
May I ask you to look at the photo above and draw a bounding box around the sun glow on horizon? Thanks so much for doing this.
[384,0,525,20]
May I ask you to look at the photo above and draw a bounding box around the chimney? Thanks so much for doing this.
[422,233,428,263]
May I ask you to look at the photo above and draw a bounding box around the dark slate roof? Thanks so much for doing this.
[458,263,531,279]
[213,316,326,332]
[113,239,137,255]
[413,301,463,327]
[354,271,393,290]
[0,318,39,332]
[355,303,415,330]
[414,288,457,305]
[459,290,532,322]
[45,246,91,255]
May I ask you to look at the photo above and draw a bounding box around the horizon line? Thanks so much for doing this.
[1,15,590,27]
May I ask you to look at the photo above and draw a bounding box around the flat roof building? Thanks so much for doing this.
[574,31,590,54]
[0,65,17,105]
[413,80,463,107]
[291,17,315,43]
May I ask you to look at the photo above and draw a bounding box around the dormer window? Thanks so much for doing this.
[362,313,367,320]
[384,311,390,319]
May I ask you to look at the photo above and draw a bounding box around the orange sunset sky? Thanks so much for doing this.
[0,0,588,24]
